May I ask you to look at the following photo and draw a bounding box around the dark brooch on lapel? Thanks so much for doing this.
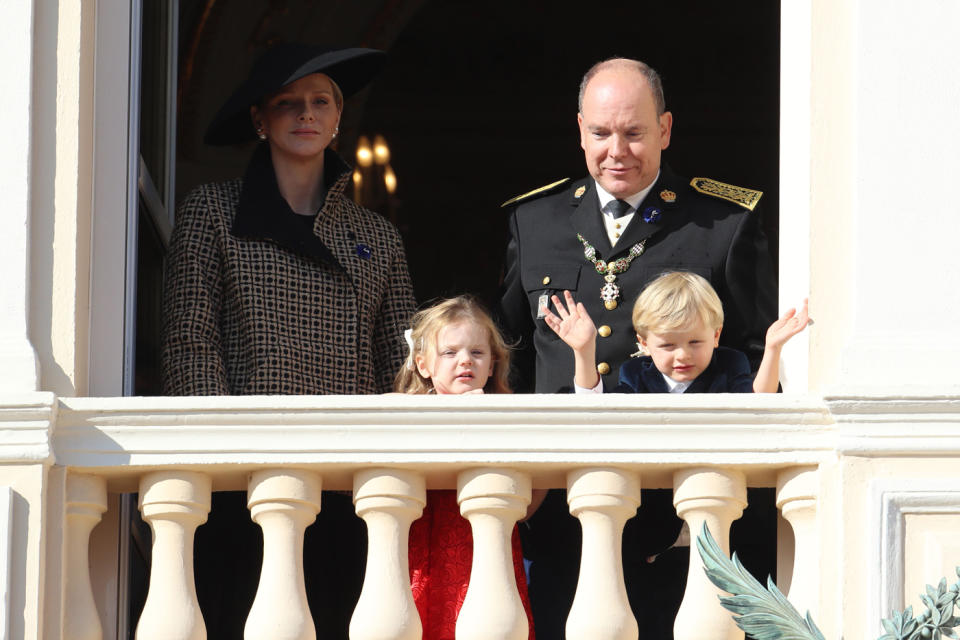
[642,206,662,223]
[355,243,372,260]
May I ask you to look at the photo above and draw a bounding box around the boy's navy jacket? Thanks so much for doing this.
[613,346,754,393]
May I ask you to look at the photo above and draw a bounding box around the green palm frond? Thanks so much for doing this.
[695,523,826,640]
[696,524,960,640]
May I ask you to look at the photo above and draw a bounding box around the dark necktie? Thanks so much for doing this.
[607,199,632,219]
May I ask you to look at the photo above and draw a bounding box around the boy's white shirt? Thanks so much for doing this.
[572,372,691,394]
[573,379,604,394]
[661,375,691,393]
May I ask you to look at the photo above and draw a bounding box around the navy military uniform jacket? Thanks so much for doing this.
[614,346,753,393]
[499,165,776,393]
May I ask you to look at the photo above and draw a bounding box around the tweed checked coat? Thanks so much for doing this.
[162,146,415,395]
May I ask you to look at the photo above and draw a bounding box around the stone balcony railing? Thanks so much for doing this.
[9,391,959,640]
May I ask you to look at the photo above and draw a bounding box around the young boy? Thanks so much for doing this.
[542,271,809,393]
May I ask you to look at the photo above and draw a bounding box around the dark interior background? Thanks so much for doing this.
[174,0,780,307]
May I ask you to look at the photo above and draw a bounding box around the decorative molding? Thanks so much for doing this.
[827,393,960,420]
[53,395,834,475]
[0,393,55,464]
[829,395,960,456]
[868,479,960,638]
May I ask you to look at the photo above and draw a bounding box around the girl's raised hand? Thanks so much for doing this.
[541,290,598,352]
[765,298,811,350]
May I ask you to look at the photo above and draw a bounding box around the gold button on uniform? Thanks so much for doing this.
[542,276,551,285]
[597,362,611,375]
[598,325,612,337]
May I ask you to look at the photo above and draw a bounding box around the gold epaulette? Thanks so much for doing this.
[500,178,570,208]
[689,177,763,211]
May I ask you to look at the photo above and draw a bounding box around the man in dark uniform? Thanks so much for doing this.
[499,58,777,638]
[500,58,775,393]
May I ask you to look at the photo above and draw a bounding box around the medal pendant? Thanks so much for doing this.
[601,281,620,301]
[601,274,620,311]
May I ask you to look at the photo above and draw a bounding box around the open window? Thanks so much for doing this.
[90,0,786,398]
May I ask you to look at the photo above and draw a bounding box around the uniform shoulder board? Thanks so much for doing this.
[500,178,570,208]
[689,177,763,211]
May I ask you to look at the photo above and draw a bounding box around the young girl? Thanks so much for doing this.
[394,296,534,640]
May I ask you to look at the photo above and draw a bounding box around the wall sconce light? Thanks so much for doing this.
[353,133,398,223]
[373,134,390,165]
[356,135,373,168]
[384,165,397,195]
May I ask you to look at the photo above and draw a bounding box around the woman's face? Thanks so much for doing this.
[251,73,341,162]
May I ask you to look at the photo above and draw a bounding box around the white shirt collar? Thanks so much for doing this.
[661,373,692,394]
[594,171,661,214]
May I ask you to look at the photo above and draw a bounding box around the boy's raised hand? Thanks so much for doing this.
[541,290,598,351]
[765,298,811,350]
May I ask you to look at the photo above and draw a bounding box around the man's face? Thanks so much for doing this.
[578,69,673,198]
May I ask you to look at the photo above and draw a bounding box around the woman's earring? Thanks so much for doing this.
[256,126,267,141]
[333,126,339,138]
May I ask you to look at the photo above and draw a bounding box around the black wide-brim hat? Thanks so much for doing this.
[204,43,386,146]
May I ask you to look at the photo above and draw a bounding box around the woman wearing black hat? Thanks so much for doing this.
[162,44,415,396]
[159,44,415,639]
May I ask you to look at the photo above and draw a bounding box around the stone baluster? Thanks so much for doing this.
[565,468,641,640]
[455,468,531,640]
[776,466,819,618]
[64,474,108,640]
[136,471,211,640]
[350,469,426,640]
[245,469,322,640]
[673,468,747,640]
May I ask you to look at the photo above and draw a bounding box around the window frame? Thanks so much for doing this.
[88,0,178,396]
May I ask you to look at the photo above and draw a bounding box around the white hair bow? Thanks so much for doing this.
[404,329,415,370]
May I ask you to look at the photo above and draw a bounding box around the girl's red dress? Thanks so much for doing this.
[408,490,535,640]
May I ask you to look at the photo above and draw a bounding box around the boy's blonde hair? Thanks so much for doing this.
[394,296,512,394]
[632,272,724,337]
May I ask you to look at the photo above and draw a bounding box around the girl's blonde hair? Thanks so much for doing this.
[394,296,512,394]
[632,271,724,337]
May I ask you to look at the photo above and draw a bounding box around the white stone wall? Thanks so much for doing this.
[0,1,959,639]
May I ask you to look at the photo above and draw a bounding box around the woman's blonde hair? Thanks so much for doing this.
[394,296,512,394]
[632,272,724,337]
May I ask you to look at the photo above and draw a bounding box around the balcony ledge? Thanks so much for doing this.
[3,391,958,489]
